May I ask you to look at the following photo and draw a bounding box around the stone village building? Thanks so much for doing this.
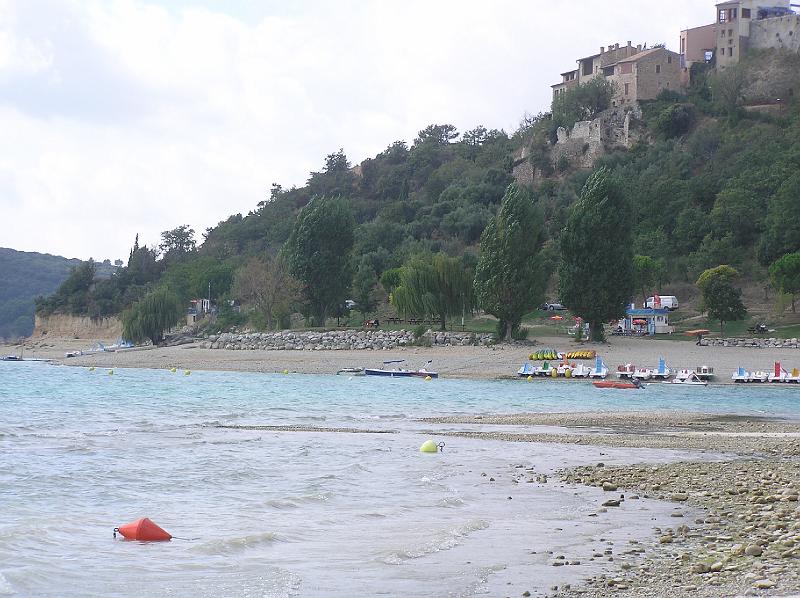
[553,1,799,102]
[552,42,682,106]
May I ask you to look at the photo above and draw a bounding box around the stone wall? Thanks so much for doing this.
[203,329,493,351]
[751,15,800,53]
[549,104,643,170]
[699,337,799,349]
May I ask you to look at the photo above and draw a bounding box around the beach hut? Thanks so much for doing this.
[621,307,674,335]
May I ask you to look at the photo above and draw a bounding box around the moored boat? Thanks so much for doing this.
[617,364,635,379]
[663,371,707,386]
[593,380,643,389]
[365,360,438,378]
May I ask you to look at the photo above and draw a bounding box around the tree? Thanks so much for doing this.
[558,168,634,341]
[474,183,547,341]
[769,253,800,313]
[285,197,355,326]
[392,253,473,331]
[696,265,746,333]
[351,260,380,318]
[414,124,459,146]
[702,277,747,334]
[551,78,616,131]
[710,64,746,119]
[159,225,196,258]
[233,255,300,329]
[632,255,660,302]
[122,287,183,345]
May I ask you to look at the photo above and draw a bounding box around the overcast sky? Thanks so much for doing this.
[0,0,713,261]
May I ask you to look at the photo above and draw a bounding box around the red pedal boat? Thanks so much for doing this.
[592,380,642,389]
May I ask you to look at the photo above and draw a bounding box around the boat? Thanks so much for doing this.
[517,362,536,377]
[732,367,750,383]
[1,355,23,361]
[588,356,608,379]
[768,362,788,383]
[632,367,653,381]
[336,367,364,376]
[652,358,671,380]
[748,370,769,383]
[617,364,635,379]
[364,360,438,378]
[570,363,591,378]
[663,371,707,386]
[593,380,643,389]
[695,365,714,380]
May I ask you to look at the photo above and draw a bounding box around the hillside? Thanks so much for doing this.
[30,48,800,337]
[0,249,117,339]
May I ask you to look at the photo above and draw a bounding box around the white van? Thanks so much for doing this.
[645,296,679,310]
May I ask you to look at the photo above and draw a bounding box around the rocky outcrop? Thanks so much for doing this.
[699,337,799,349]
[33,314,123,339]
[203,329,493,351]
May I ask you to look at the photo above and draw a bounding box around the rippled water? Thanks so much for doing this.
[1,361,798,597]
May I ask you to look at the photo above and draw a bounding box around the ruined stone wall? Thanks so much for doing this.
[751,15,800,53]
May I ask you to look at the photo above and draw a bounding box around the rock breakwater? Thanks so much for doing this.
[202,329,493,351]
[700,337,799,349]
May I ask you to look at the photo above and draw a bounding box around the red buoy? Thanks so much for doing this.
[115,518,172,541]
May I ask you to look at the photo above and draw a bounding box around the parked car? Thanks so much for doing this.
[645,295,679,310]
[542,301,566,311]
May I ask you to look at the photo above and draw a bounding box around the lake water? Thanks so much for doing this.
[1,361,799,597]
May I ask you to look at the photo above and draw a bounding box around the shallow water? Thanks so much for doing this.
[1,362,797,597]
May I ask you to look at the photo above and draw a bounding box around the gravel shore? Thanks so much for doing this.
[423,411,800,597]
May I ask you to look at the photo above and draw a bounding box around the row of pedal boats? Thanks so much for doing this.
[520,357,800,386]
[518,357,711,386]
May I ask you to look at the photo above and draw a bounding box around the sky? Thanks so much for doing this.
[0,0,713,262]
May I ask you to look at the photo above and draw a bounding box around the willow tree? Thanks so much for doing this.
[392,253,473,330]
[474,183,547,341]
[558,167,634,341]
[122,288,183,345]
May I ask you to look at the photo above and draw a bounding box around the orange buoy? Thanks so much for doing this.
[115,517,172,541]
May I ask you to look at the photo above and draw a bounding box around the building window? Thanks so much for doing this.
[721,29,725,38]
[625,83,629,95]
[731,8,737,19]
[729,28,733,37]
[742,8,751,18]
[656,64,661,74]
[719,9,726,23]
[668,55,672,64]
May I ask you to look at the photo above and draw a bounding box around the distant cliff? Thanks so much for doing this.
[32,314,123,340]
[0,248,117,339]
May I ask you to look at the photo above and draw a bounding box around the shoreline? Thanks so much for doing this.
[7,334,800,384]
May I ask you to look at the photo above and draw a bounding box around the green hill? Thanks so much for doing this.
[0,249,117,339]
[32,49,800,337]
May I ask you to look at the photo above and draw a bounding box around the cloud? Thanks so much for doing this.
[0,0,715,260]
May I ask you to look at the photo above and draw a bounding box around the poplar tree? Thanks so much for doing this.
[474,183,546,341]
[285,197,355,326]
[558,168,634,341]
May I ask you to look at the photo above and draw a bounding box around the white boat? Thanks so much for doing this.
[651,358,671,380]
[633,367,653,381]
[749,370,769,383]
[570,363,591,378]
[518,362,537,377]
[617,364,635,379]
[695,365,714,380]
[663,371,707,386]
[732,367,750,383]
[588,356,609,379]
